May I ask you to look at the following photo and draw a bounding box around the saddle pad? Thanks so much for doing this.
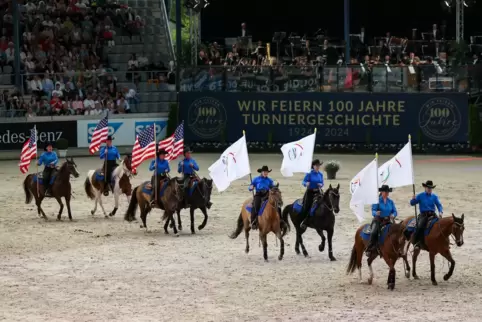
[405,217,439,236]
[141,181,169,197]
[293,199,303,213]
[33,174,56,185]
[95,170,105,182]
[360,223,391,245]
[188,181,198,196]
[245,200,268,217]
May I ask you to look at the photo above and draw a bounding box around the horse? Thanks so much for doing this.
[84,155,133,218]
[346,220,404,290]
[399,213,465,285]
[166,177,214,235]
[282,184,340,260]
[23,157,80,221]
[124,177,182,234]
[229,184,286,261]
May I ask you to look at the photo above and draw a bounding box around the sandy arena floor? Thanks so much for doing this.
[0,154,481,322]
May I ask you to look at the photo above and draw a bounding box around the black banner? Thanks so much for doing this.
[0,121,78,150]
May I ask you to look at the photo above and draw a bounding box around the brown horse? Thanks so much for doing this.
[84,155,133,218]
[124,177,182,234]
[346,220,404,290]
[23,158,80,221]
[229,185,286,261]
[399,214,465,285]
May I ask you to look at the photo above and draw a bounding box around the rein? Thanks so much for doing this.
[437,218,464,245]
[323,189,339,213]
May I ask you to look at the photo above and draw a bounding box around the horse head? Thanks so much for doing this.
[451,213,465,247]
[268,185,283,207]
[121,154,133,177]
[164,177,183,212]
[64,157,79,178]
[201,178,214,206]
[325,184,340,214]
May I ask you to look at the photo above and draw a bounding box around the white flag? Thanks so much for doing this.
[378,141,414,188]
[208,135,251,192]
[280,132,316,177]
[349,158,379,222]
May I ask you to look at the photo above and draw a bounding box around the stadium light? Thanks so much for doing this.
[463,0,475,6]
[442,0,453,7]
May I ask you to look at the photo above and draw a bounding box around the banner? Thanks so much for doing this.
[76,118,168,147]
[0,121,77,150]
[180,92,468,144]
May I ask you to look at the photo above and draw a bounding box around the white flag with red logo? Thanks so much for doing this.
[349,157,379,222]
[208,135,251,192]
[378,141,414,188]
[280,132,316,177]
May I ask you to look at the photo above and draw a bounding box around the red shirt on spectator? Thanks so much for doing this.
[103,31,113,39]
[50,97,63,111]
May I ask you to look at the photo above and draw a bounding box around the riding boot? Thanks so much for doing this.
[251,210,258,230]
[366,220,380,256]
[414,214,427,248]
[149,177,157,207]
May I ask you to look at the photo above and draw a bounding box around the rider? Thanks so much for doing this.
[300,159,324,228]
[37,142,58,197]
[410,180,443,249]
[366,185,398,256]
[249,165,275,230]
[178,147,199,207]
[99,135,121,196]
[148,148,170,207]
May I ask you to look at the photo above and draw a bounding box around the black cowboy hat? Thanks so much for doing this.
[44,142,54,151]
[257,165,272,173]
[422,180,436,189]
[157,148,168,156]
[183,147,193,154]
[378,185,393,192]
[311,159,323,168]
[106,135,114,141]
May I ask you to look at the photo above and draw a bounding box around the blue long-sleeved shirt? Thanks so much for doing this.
[149,158,170,175]
[372,196,398,218]
[249,176,274,193]
[37,151,58,167]
[302,170,324,189]
[410,192,443,213]
[100,146,120,161]
[178,158,199,175]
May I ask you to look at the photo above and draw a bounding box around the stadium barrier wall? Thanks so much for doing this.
[180,92,469,144]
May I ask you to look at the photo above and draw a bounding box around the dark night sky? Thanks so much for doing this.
[201,0,481,43]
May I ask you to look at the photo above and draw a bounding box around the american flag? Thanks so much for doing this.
[131,124,156,170]
[19,126,37,174]
[159,121,184,161]
[89,116,109,154]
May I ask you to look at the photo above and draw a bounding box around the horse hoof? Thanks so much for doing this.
[91,210,95,215]
[303,252,309,258]
[388,283,395,290]
[174,233,179,237]
[295,249,300,255]
[264,259,268,262]
[443,274,450,281]
[413,275,419,280]
[405,272,410,279]
[329,256,337,261]
[179,225,183,231]
[191,231,196,235]
[368,277,373,285]
[319,245,325,252]
[198,225,204,231]
[432,280,438,286]
[278,255,283,261]
[245,249,249,254]
[109,213,115,217]
[164,231,169,235]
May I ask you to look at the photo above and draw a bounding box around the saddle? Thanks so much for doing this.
[407,213,437,229]
[35,168,58,184]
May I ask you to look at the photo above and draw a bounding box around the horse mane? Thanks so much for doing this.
[113,162,124,177]
[59,160,69,172]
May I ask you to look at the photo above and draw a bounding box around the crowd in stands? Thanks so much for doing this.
[0,0,145,117]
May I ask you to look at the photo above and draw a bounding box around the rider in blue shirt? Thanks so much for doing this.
[249,165,275,229]
[38,142,58,196]
[300,159,324,228]
[178,147,199,207]
[99,136,121,195]
[366,185,398,256]
[149,149,170,206]
[410,180,443,248]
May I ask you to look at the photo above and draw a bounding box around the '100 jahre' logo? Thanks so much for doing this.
[187,97,227,139]
[418,97,461,141]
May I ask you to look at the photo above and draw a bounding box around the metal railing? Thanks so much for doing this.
[178,64,482,93]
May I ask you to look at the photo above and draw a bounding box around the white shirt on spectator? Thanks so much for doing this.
[125,89,137,99]
[30,79,43,91]
[138,55,148,67]
[117,99,130,111]
[5,48,14,63]
[52,89,63,98]
[128,60,138,68]
[83,99,95,109]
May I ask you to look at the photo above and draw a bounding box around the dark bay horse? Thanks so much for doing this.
[400,214,465,285]
[23,158,80,221]
[166,177,214,234]
[84,155,133,217]
[346,221,404,290]
[124,177,182,234]
[282,184,340,260]
[229,185,286,261]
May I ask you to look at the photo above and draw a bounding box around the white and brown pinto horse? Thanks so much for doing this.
[84,155,133,217]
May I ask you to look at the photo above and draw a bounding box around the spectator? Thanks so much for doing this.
[30,76,43,97]
[83,94,95,110]
[116,96,130,113]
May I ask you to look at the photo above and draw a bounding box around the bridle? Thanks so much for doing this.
[323,188,339,213]
[438,218,465,245]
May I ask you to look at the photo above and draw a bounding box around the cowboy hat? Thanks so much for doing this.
[183,147,193,154]
[422,180,436,189]
[44,142,54,151]
[106,135,114,141]
[311,159,323,168]
[257,165,272,173]
[378,185,392,192]
[157,148,168,156]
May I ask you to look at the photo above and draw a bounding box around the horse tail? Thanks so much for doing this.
[281,204,292,237]
[229,213,244,239]
[84,174,95,200]
[23,175,33,204]
[124,186,139,221]
[346,244,358,275]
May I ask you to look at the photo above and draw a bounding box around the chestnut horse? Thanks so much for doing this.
[84,155,133,218]
[23,158,80,221]
[229,185,286,261]
[399,214,465,285]
[124,177,182,234]
[346,220,404,290]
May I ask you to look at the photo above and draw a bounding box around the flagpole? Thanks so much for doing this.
[375,153,380,212]
[408,134,418,225]
[35,126,39,198]
[154,124,157,206]
[243,130,255,199]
